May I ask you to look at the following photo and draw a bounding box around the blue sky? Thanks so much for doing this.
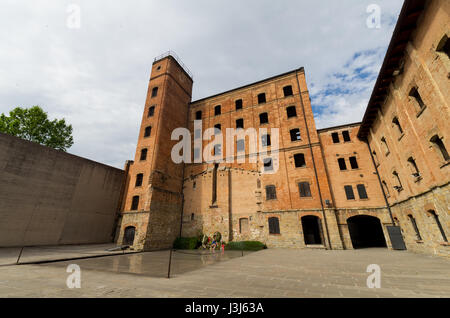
[0,0,404,168]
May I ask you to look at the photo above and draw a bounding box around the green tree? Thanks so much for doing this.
[0,106,73,151]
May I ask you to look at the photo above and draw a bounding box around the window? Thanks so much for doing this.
[151,87,158,97]
[332,132,340,143]
[148,106,155,117]
[372,151,379,166]
[214,123,221,134]
[430,135,450,161]
[135,174,143,187]
[382,180,390,197]
[257,93,266,104]
[213,144,222,156]
[338,158,347,170]
[140,148,148,161]
[195,110,202,120]
[286,106,297,118]
[191,213,195,221]
[239,218,249,234]
[429,210,448,242]
[265,185,277,200]
[236,118,244,129]
[408,214,422,241]
[214,105,221,116]
[294,153,306,168]
[131,196,139,210]
[344,185,355,200]
[268,217,280,234]
[381,137,389,155]
[235,99,243,110]
[409,87,426,111]
[212,164,218,204]
[356,184,368,199]
[259,112,269,124]
[407,157,420,177]
[298,182,311,197]
[392,117,403,135]
[261,134,271,147]
[349,156,359,169]
[237,139,245,152]
[193,181,196,189]
[342,130,351,142]
[263,158,273,171]
[144,126,152,137]
[436,34,450,58]
[290,128,301,141]
[392,171,403,191]
[283,85,293,97]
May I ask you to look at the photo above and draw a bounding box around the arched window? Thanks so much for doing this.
[268,217,280,234]
[428,210,448,242]
[392,117,403,135]
[407,157,420,178]
[392,171,403,191]
[408,214,422,241]
[430,135,450,161]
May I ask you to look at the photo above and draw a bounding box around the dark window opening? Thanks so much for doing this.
[262,134,271,147]
[429,210,448,242]
[294,153,306,168]
[236,118,244,129]
[214,124,221,134]
[235,99,243,110]
[265,185,277,200]
[283,85,293,97]
[302,216,322,245]
[382,180,390,197]
[338,158,347,170]
[268,217,280,234]
[193,181,196,189]
[135,173,143,187]
[393,171,403,191]
[407,157,420,177]
[195,110,202,120]
[263,158,273,171]
[298,182,311,197]
[286,106,297,118]
[332,132,340,143]
[140,148,148,161]
[344,185,355,200]
[408,214,422,241]
[131,196,139,211]
[259,112,269,124]
[191,213,195,221]
[436,34,450,58]
[392,117,403,134]
[356,184,368,199]
[342,130,351,142]
[148,106,155,117]
[144,126,152,137]
[257,93,266,104]
[290,128,301,141]
[381,137,389,155]
[349,156,359,169]
[214,105,221,116]
[430,135,450,161]
[372,151,379,166]
[237,139,245,152]
[409,87,426,110]
[347,215,387,249]
[123,226,136,246]
[212,164,218,204]
[151,87,158,97]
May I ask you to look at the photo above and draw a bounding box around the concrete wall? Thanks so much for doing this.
[0,132,125,247]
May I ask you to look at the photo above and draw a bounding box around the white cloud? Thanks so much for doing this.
[0,0,403,168]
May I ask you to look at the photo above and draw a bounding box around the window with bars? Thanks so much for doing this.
[268,217,280,234]
[265,185,277,200]
[344,185,355,200]
[298,182,311,197]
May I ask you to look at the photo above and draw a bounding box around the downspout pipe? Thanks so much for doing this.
[295,69,332,249]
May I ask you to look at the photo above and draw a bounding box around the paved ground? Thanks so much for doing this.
[0,248,449,297]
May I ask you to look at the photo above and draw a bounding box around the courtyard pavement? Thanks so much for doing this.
[0,248,449,297]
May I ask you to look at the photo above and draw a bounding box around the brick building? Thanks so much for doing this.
[116,0,449,257]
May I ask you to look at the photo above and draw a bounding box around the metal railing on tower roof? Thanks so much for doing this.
[153,51,193,80]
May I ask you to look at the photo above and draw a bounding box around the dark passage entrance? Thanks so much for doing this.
[123,226,136,246]
[347,215,387,249]
[301,215,323,245]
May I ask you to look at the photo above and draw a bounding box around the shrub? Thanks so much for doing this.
[173,237,201,250]
[225,241,267,251]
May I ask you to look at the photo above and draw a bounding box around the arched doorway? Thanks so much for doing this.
[123,226,136,246]
[301,215,323,245]
[347,215,386,249]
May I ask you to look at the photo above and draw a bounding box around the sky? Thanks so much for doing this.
[0,0,404,168]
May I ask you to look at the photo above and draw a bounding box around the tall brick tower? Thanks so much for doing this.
[116,52,193,250]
